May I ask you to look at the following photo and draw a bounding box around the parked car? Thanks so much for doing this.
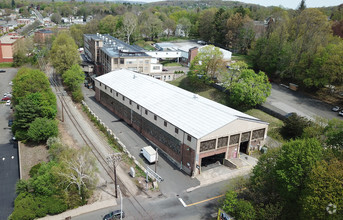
[103,210,125,220]
[1,96,11,101]
[332,106,340,112]
[0,69,5,73]
[5,100,11,106]
[339,110,343,117]
[8,119,13,127]
[9,81,13,86]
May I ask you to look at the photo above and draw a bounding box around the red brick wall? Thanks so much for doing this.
[188,47,199,64]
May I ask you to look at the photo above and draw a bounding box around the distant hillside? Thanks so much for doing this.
[147,0,264,9]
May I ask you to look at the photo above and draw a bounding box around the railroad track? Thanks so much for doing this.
[48,70,153,219]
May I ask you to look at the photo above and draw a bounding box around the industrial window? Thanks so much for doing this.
[145,60,149,64]
[145,110,148,115]
[122,96,125,101]
[187,135,191,142]
[164,121,167,127]
[129,100,132,105]
[120,58,124,64]
[137,105,140,110]
[110,89,112,93]
[153,66,160,70]
[154,115,157,120]
[175,128,179,134]
[114,58,118,64]
[116,92,118,97]
[105,85,107,90]
[100,82,102,87]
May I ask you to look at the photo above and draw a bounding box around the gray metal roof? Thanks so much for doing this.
[95,69,266,139]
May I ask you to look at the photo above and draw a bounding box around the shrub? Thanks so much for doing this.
[72,87,83,103]
[281,113,312,139]
[29,163,42,178]
[27,118,58,143]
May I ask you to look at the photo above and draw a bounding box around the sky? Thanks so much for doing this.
[234,0,342,9]
[133,0,342,9]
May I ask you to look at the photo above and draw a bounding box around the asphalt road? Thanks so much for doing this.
[266,83,342,120]
[82,87,200,197]
[72,176,238,220]
[0,68,19,220]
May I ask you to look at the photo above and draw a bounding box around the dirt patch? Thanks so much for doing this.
[58,122,79,149]
[19,143,49,180]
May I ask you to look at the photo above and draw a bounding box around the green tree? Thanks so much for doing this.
[226,69,271,110]
[70,24,84,47]
[300,158,343,219]
[275,138,323,218]
[222,190,237,214]
[27,118,58,143]
[63,64,84,92]
[50,32,80,75]
[233,200,256,220]
[189,45,226,82]
[140,14,163,40]
[281,113,312,139]
[198,8,217,43]
[324,118,343,149]
[98,15,118,34]
[51,13,62,24]
[178,17,191,37]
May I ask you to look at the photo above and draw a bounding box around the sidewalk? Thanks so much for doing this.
[187,154,258,192]
[38,199,117,220]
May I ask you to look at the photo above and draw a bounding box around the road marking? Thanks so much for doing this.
[2,157,5,161]
[186,194,225,207]
[178,198,187,207]
[11,156,14,159]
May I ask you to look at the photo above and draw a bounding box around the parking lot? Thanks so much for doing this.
[0,68,19,220]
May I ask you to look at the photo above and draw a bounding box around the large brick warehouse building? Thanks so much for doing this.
[95,69,268,176]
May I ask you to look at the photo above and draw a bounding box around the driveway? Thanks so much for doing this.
[264,83,342,121]
[82,87,199,197]
[0,68,19,220]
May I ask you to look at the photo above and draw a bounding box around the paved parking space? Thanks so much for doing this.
[0,68,19,220]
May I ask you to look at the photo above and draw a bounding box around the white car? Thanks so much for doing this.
[9,81,13,86]
[339,110,343,117]
[5,100,11,106]
[332,106,340,112]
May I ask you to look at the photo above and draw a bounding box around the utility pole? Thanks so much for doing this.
[118,185,123,220]
[106,153,122,198]
[154,148,158,173]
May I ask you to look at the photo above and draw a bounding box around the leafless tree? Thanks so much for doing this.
[58,147,98,198]
[123,12,138,44]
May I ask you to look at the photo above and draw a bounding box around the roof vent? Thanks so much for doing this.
[193,94,198,99]
[133,74,136,79]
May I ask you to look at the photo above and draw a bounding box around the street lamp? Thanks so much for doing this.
[106,153,122,198]
[118,185,123,220]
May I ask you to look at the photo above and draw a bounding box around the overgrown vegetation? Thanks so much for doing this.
[12,68,58,143]
[10,138,98,220]
[220,118,343,219]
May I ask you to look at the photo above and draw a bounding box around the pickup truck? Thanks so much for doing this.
[141,146,157,163]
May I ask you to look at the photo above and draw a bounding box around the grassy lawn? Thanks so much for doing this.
[245,109,284,142]
[0,62,13,68]
[134,40,155,51]
[169,75,228,105]
[231,54,253,69]
[160,60,182,67]
[170,76,284,142]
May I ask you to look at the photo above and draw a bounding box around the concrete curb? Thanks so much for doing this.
[81,101,147,175]
[38,199,117,220]
[18,141,22,180]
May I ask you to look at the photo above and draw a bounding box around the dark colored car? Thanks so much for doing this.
[0,69,5,73]
[8,119,13,127]
[1,97,11,101]
[103,210,125,220]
